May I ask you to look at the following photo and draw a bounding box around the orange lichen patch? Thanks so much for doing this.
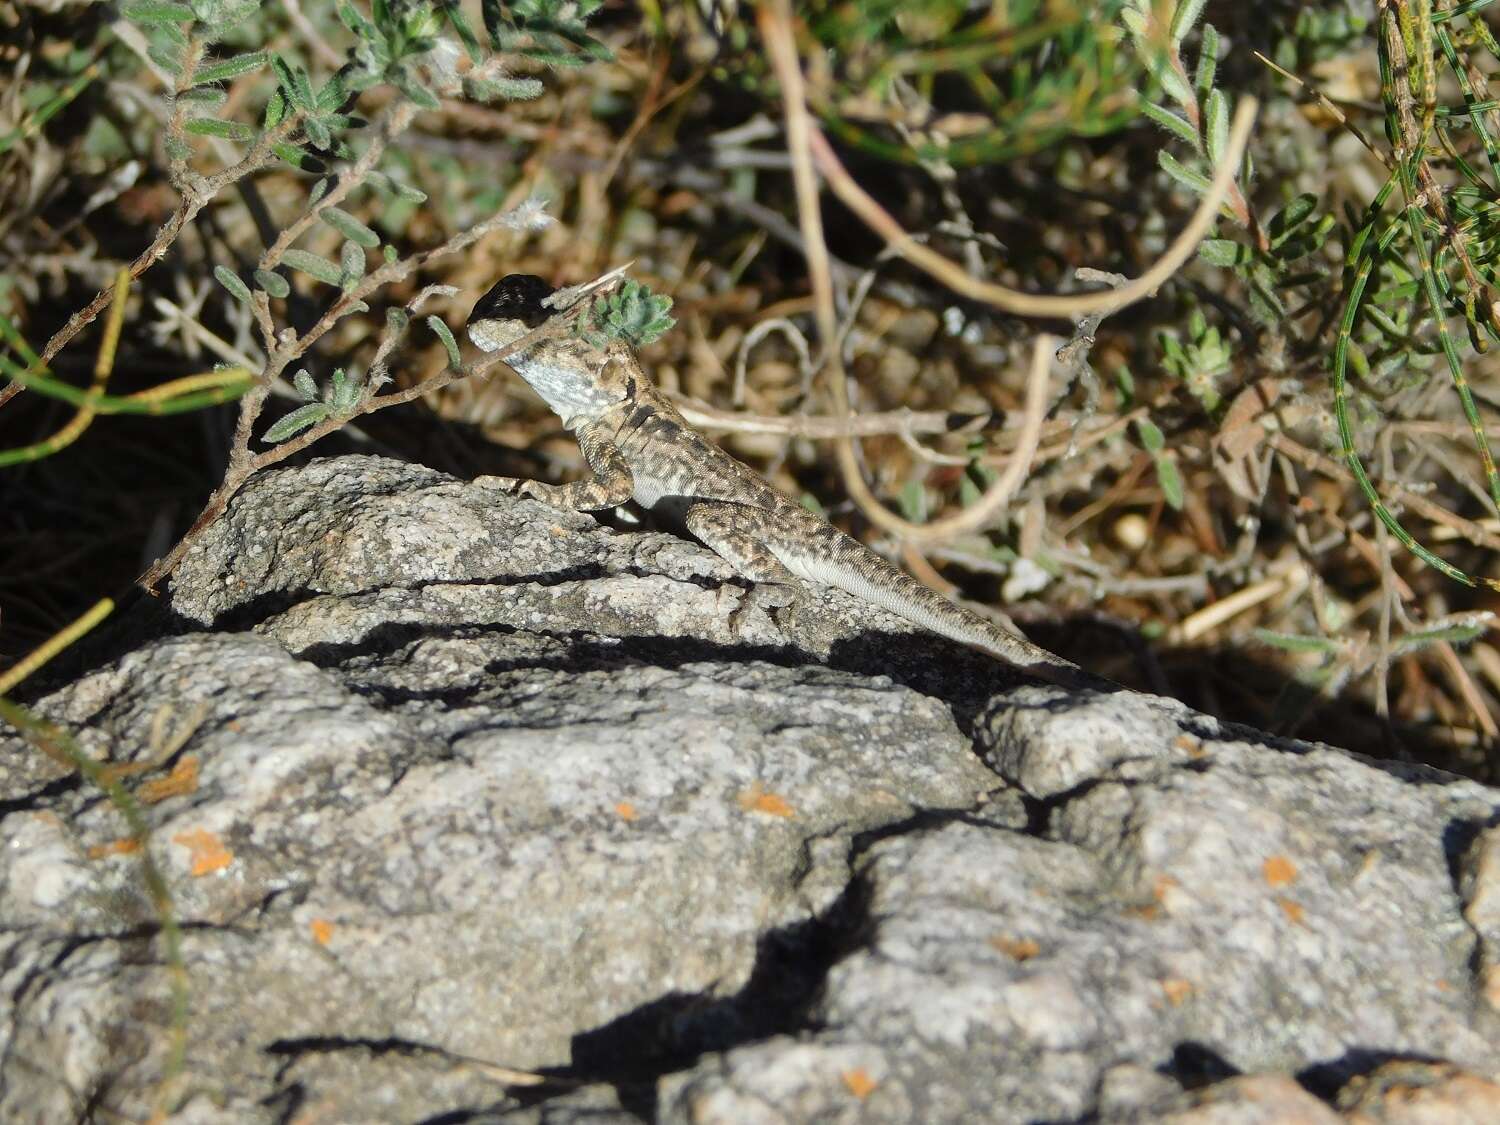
[737,784,794,818]
[1277,896,1305,926]
[310,918,335,945]
[225,720,243,732]
[841,1068,877,1099]
[990,936,1041,961]
[1161,978,1194,1007]
[87,836,142,860]
[138,756,200,804]
[614,802,639,822]
[172,828,233,876]
[1173,734,1207,759]
[1153,874,1179,901]
[1262,855,1297,888]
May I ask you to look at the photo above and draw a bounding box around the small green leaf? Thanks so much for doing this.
[1169,0,1209,43]
[382,245,398,264]
[391,181,427,204]
[442,0,483,62]
[272,54,316,112]
[321,207,381,247]
[184,117,255,141]
[213,265,252,304]
[1194,24,1219,101]
[1204,88,1229,166]
[339,241,365,290]
[304,114,332,150]
[316,73,347,113]
[176,87,228,107]
[338,0,377,38]
[1197,239,1248,267]
[1139,101,1199,148]
[191,50,268,86]
[263,402,331,443]
[330,368,361,411]
[1134,417,1166,453]
[253,269,290,298]
[1158,150,1212,195]
[123,2,195,24]
[1154,455,1185,511]
[282,248,344,285]
[1392,619,1492,654]
[466,74,544,102]
[147,43,185,77]
[1269,193,1320,247]
[1157,66,1195,113]
[427,315,461,367]
[394,73,441,110]
[263,90,286,128]
[1252,629,1341,654]
[293,369,317,400]
[272,142,325,172]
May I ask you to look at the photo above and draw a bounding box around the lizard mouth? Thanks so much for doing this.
[470,273,556,329]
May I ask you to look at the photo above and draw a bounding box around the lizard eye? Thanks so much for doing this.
[471,274,555,328]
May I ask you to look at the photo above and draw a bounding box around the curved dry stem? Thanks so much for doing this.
[761,0,1255,545]
[807,99,1258,319]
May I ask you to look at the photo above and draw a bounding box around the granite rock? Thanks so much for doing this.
[2,456,1497,1122]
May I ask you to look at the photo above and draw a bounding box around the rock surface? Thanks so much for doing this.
[2,454,1499,1123]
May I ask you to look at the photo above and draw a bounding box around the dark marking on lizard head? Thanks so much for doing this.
[470,274,555,329]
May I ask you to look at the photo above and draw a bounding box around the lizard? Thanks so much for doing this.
[466,273,1085,686]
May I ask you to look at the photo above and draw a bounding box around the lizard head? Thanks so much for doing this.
[468,273,630,423]
[468,273,554,334]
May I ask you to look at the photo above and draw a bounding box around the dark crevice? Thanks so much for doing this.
[188,563,619,636]
[1440,810,1500,992]
[1295,1048,1448,1102]
[1016,776,1117,839]
[847,803,1023,857]
[0,772,82,822]
[1157,1040,1242,1090]
[497,869,876,1121]
[295,620,816,685]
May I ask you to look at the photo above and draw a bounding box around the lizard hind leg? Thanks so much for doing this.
[683,501,805,636]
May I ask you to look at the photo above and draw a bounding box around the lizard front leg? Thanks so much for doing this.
[683,501,805,634]
[477,424,634,512]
